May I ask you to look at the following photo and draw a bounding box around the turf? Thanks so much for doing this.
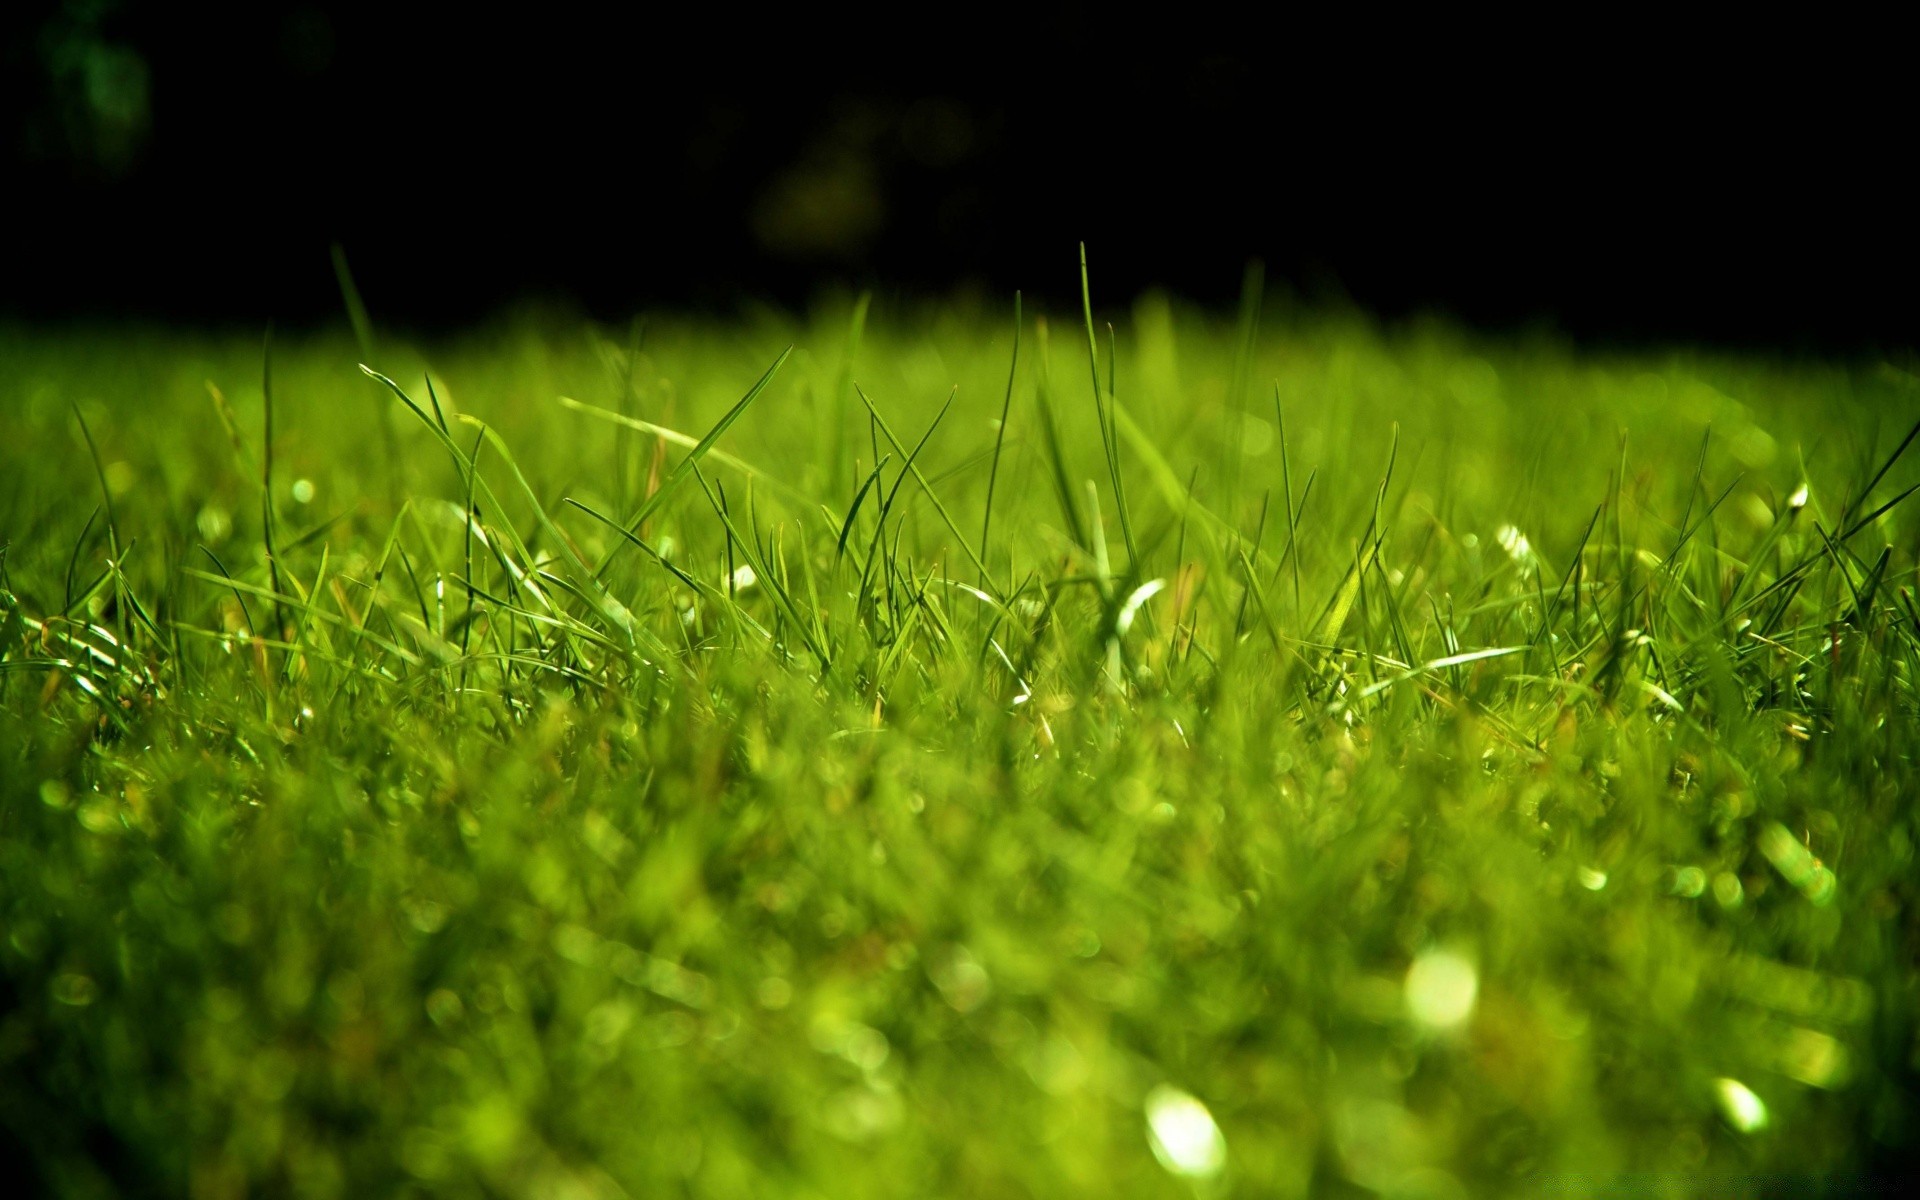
[2,282,1917,1197]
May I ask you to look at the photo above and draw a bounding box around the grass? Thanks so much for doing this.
[2,275,1918,1197]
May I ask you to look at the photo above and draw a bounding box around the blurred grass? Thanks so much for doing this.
[2,289,1917,1198]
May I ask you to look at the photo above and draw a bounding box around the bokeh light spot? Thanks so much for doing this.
[1405,949,1478,1031]
[1145,1085,1227,1180]
[1713,1078,1768,1134]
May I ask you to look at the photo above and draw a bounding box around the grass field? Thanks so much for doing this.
[3,273,1917,1197]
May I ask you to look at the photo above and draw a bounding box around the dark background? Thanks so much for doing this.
[4,1,1912,350]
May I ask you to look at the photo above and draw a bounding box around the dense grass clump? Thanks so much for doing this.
[3,281,1918,1197]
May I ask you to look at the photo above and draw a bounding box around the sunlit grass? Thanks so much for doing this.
[2,278,1917,1196]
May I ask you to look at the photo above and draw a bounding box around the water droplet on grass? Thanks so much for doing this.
[1144,1085,1226,1179]
[1495,524,1533,562]
[1713,1077,1768,1133]
[1405,949,1478,1031]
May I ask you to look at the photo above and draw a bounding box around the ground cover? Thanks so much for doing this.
[3,278,1917,1196]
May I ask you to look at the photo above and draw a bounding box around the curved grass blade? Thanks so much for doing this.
[594,347,794,579]
[855,384,998,594]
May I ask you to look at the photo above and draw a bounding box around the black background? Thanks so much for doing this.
[4,2,1913,350]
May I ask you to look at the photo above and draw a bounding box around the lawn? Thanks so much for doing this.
[2,275,1916,1197]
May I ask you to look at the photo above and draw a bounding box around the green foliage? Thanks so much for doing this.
[2,296,1917,1196]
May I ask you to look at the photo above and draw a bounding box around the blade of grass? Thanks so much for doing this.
[855,385,998,594]
[980,291,1022,581]
[1079,245,1137,571]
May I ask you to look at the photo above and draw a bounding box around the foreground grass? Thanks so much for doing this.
[2,284,1917,1197]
